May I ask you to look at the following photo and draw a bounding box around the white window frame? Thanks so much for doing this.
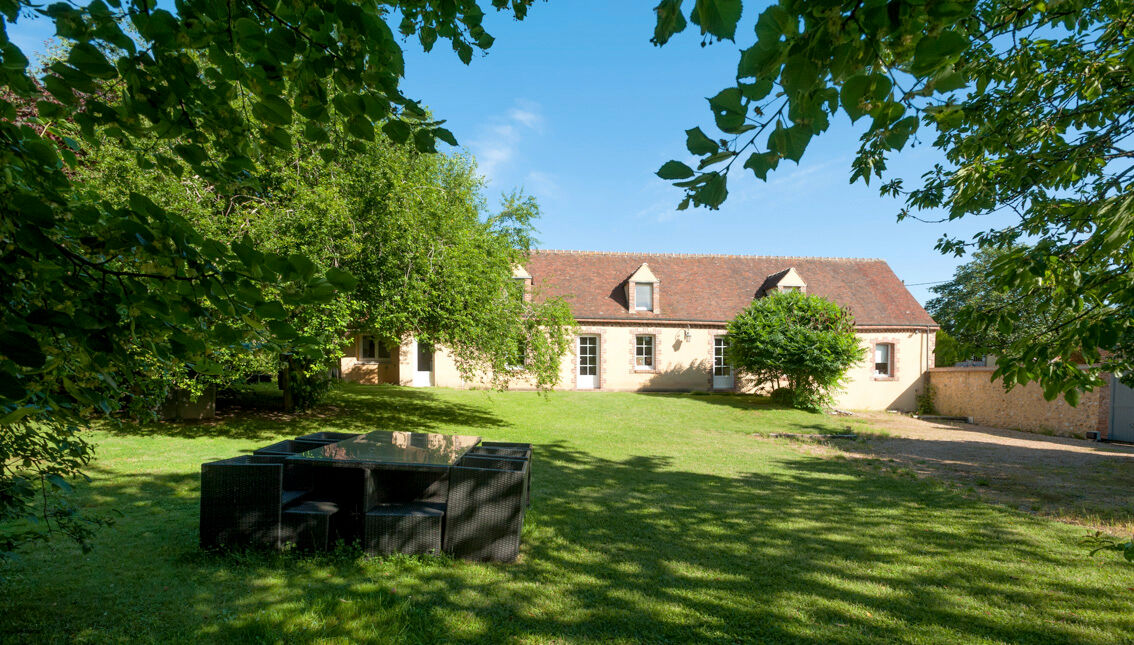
[359,335,391,363]
[634,282,654,311]
[713,337,732,377]
[506,338,527,371]
[634,335,655,370]
[873,343,894,378]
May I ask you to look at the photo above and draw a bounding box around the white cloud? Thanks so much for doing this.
[635,196,687,224]
[470,101,544,181]
[524,170,561,201]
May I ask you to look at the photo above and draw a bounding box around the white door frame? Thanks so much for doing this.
[712,336,734,390]
[577,335,599,389]
[411,339,434,387]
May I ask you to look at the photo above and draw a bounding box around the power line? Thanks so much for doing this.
[903,280,949,286]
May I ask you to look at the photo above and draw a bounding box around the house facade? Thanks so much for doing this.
[340,250,939,410]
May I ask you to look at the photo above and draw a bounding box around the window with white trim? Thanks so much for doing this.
[635,335,654,369]
[874,343,893,377]
[634,283,654,311]
[714,337,731,377]
[506,338,527,370]
[360,335,391,362]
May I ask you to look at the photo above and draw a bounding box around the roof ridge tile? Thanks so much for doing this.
[532,249,884,262]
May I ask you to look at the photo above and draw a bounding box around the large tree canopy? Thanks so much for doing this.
[80,116,576,394]
[0,0,538,558]
[653,0,1133,400]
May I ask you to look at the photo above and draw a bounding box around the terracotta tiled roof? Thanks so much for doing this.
[525,250,937,328]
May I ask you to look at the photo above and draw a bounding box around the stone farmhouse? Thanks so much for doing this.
[340,250,939,410]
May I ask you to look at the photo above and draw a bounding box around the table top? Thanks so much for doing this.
[289,430,481,469]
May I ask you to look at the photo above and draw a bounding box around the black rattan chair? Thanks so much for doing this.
[467,443,533,508]
[443,457,528,562]
[364,502,445,556]
[252,439,324,456]
[247,454,316,495]
[282,500,340,550]
[199,456,285,549]
[470,446,529,457]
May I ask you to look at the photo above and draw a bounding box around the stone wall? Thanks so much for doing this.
[929,367,1111,438]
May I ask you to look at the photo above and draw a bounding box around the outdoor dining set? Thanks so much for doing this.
[199,430,532,562]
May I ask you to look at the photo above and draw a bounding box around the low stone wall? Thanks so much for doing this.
[928,368,1110,438]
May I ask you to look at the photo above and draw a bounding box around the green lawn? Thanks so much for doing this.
[2,384,1131,644]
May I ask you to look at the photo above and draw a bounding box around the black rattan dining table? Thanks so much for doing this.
[201,429,531,561]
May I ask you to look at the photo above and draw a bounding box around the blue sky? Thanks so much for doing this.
[6,1,1007,305]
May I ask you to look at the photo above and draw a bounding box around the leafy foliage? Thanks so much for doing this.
[78,113,576,394]
[652,0,1134,399]
[726,292,863,410]
[926,246,1073,365]
[0,0,536,558]
[932,330,965,368]
[914,385,937,416]
[1081,531,1134,563]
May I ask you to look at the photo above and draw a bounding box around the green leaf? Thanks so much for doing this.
[325,267,359,290]
[693,172,727,208]
[743,151,779,180]
[254,302,288,320]
[840,73,891,122]
[413,129,437,154]
[1064,387,1080,407]
[382,119,411,144]
[911,30,969,76]
[0,405,36,425]
[288,253,315,281]
[0,332,46,368]
[433,127,458,146]
[767,123,810,162]
[754,5,794,42]
[685,127,718,155]
[698,150,736,169]
[253,95,293,126]
[657,160,696,180]
[780,56,818,96]
[46,474,72,494]
[652,0,688,46]
[172,143,208,167]
[738,80,773,101]
[347,116,375,141]
[708,87,746,132]
[267,319,298,340]
[690,0,742,41]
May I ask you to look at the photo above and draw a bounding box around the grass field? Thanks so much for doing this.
[1,384,1131,643]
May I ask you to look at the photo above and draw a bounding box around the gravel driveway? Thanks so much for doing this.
[840,412,1134,533]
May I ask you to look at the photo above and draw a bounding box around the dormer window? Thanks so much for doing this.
[626,262,659,313]
[635,283,654,311]
[512,265,532,302]
[758,267,807,297]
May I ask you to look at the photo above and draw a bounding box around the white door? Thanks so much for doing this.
[412,340,434,387]
[577,336,598,389]
[713,337,734,390]
[1112,376,1134,442]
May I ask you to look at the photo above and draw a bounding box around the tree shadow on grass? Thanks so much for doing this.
[638,391,862,436]
[3,443,1129,644]
[102,384,507,441]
